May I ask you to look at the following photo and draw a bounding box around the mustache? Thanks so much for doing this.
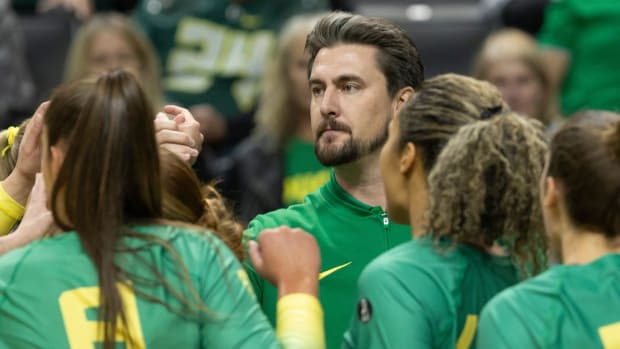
[316,118,352,137]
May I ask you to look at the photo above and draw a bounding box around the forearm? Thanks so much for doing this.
[276,293,325,349]
[277,275,318,298]
[2,171,34,206]
[0,230,31,256]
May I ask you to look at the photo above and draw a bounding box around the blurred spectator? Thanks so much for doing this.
[538,0,620,116]
[219,14,329,224]
[474,28,562,132]
[0,0,36,128]
[64,13,163,109]
[133,0,329,151]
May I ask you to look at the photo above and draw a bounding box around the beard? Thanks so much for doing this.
[314,117,389,167]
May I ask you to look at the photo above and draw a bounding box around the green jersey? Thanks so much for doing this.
[244,171,410,349]
[0,225,281,349]
[134,0,328,116]
[538,0,620,116]
[343,238,519,349]
[281,137,329,207]
[477,253,620,349]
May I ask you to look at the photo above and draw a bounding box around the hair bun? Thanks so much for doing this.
[480,105,504,120]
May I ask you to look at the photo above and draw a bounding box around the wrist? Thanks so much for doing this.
[3,170,35,205]
[277,275,318,298]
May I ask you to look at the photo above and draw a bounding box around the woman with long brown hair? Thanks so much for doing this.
[0,70,324,349]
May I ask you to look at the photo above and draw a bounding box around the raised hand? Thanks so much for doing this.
[155,105,203,164]
[249,226,320,297]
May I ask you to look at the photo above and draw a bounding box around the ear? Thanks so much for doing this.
[399,142,416,176]
[49,145,65,177]
[542,176,559,209]
[393,86,415,115]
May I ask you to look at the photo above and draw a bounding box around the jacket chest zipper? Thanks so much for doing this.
[380,211,391,247]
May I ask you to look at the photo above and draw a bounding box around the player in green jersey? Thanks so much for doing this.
[243,12,425,348]
[477,110,620,349]
[343,74,549,349]
[0,70,325,349]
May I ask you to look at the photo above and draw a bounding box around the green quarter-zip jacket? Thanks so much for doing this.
[244,171,410,349]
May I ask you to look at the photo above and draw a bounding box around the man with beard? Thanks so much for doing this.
[244,12,424,348]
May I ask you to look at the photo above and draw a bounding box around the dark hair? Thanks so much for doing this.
[547,110,620,239]
[427,113,549,276]
[305,11,424,95]
[160,150,244,261]
[46,71,160,349]
[398,73,508,175]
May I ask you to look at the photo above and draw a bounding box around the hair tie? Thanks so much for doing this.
[2,126,20,157]
[480,105,503,120]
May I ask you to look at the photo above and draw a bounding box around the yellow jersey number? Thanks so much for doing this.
[599,322,620,349]
[58,283,146,349]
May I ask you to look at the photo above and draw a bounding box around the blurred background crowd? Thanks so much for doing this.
[2,0,618,222]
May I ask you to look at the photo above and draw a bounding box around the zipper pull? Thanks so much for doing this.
[380,211,391,247]
[381,211,389,228]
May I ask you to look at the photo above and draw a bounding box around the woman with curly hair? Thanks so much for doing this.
[477,111,620,348]
[343,74,549,348]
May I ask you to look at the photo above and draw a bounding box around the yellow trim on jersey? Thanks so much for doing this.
[456,314,478,349]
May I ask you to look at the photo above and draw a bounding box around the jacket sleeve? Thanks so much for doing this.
[537,0,576,51]
[199,233,324,349]
[242,218,267,302]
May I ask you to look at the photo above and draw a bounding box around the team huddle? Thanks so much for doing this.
[1,9,620,349]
